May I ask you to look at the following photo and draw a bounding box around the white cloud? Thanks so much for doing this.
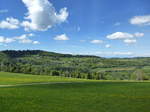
[90,40,103,44]
[33,41,40,44]
[4,38,15,43]
[19,38,33,44]
[0,36,7,43]
[124,39,137,44]
[0,0,68,31]
[54,34,69,40]
[107,32,133,40]
[105,44,111,48]
[15,34,27,40]
[134,32,144,37]
[107,32,144,45]
[0,34,39,45]
[21,0,69,31]
[16,34,40,44]
[0,36,15,44]
[28,33,34,37]
[18,38,40,44]
[130,15,150,25]
[19,38,40,44]
[15,33,34,40]
[0,9,8,13]
[0,17,20,29]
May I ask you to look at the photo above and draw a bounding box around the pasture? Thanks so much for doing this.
[0,72,150,112]
[0,72,85,85]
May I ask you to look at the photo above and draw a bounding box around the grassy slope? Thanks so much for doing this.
[0,82,150,112]
[1,72,147,85]
[0,72,87,85]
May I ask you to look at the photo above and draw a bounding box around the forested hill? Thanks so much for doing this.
[1,50,100,58]
[0,50,150,80]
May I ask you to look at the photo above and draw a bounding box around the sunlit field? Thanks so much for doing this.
[0,72,86,85]
[0,72,150,112]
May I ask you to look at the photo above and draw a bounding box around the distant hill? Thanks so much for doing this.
[0,50,150,80]
[1,50,100,58]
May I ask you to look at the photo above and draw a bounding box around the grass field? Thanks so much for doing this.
[0,72,86,85]
[0,72,150,112]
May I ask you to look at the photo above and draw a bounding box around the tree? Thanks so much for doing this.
[132,69,148,81]
[87,73,92,79]
[52,71,60,76]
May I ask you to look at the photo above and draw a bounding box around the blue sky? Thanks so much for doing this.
[0,0,150,57]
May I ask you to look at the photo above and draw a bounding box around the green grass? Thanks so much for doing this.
[0,82,150,112]
[0,72,86,85]
[0,72,150,112]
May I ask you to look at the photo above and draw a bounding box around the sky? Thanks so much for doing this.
[0,0,150,57]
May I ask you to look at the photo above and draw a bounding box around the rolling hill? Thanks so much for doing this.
[0,50,150,80]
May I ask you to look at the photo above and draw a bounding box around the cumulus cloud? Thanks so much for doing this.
[90,40,103,44]
[21,0,69,31]
[0,0,68,31]
[130,15,150,26]
[15,34,40,44]
[107,32,144,44]
[0,36,15,43]
[0,17,20,29]
[54,34,69,40]
[107,32,133,40]
[0,34,40,45]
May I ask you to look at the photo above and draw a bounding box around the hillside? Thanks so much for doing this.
[0,50,150,80]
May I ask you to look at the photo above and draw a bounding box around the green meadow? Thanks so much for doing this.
[0,72,86,85]
[0,72,150,112]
